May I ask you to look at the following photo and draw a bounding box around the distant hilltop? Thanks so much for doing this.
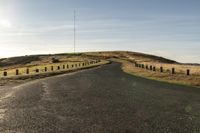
[0,51,199,69]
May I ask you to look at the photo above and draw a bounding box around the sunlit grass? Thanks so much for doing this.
[0,60,109,78]
[111,58,200,88]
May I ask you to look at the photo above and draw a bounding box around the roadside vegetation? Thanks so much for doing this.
[112,58,200,88]
[0,51,199,87]
[0,53,109,86]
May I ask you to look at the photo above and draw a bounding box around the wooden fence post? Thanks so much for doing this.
[146,65,148,70]
[45,67,47,72]
[26,68,29,74]
[187,69,190,76]
[172,68,175,74]
[3,71,7,76]
[160,67,163,73]
[150,65,153,70]
[142,64,144,68]
[153,66,156,71]
[16,69,19,75]
[36,69,39,73]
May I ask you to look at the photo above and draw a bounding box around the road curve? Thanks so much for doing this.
[0,63,200,133]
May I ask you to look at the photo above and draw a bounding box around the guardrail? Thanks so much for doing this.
[0,60,101,78]
[135,62,191,76]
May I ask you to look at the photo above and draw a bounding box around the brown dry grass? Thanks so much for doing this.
[0,60,109,86]
[0,51,199,87]
[140,62,200,75]
[86,51,200,75]
[0,54,102,77]
[0,54,93,70]
[112,58,200,88]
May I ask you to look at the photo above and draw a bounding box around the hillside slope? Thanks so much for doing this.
[0,51,178,69]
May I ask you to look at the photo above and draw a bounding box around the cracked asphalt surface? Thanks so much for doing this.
[0,63,200,133]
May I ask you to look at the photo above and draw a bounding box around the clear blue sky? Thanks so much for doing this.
[0,0,200,63]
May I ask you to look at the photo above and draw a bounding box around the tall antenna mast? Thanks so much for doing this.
[74,10,76,54]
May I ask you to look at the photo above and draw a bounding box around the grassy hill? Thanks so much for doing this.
[0,51,199,87]
[0,51,178,69]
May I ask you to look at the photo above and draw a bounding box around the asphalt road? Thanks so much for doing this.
[0,63,200,133]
